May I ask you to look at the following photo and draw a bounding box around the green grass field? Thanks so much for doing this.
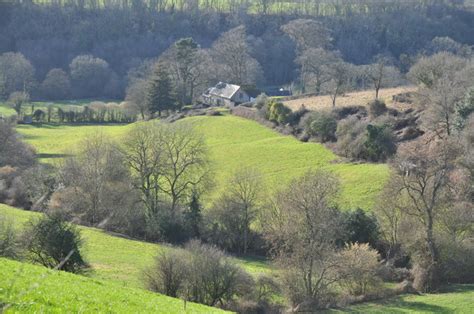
[0,257,226,313]
[3,203,474,312]
[0,204,271,289]
[0,102,15,117]
[329,284,474,313]
[16,114,389,210]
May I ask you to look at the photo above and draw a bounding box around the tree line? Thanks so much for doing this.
[1,1,473,101]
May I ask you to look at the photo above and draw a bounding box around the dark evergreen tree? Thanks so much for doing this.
[146,64,176,117]
[341,208,380,248]
[185,191,202,238]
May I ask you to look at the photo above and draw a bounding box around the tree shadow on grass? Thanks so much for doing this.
[437,284,474,294]
[36,153,71,159]
[329,296,454,313]
[382,300,453,313]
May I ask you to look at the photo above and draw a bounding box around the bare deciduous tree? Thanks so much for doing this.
[365,56,401,99]
[265,170,343,309]
[158,122,209,213]
[56,132,134,226]
[281,19,332,52]
[408,52,473,137]
[124,121,210,218]
[323,61,353,107]
[386,140,461,291]
[125,79,149,120]
[296,48,339,94]
[208,167,262,254]
[212,25,263,85]
[8,91,29,117]
[123,122,164,220]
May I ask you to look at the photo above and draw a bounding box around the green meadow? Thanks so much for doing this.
[0,102,15,117]
[0,203,270,288]
[16,114,389,210]
[330,284,474,313]
[0,257,226,313]
[3,202,474,314]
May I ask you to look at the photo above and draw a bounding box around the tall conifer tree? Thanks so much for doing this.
[146,64,176,117]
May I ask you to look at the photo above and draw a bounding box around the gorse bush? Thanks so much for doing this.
[267,102,292,125]
[22,213,87,273]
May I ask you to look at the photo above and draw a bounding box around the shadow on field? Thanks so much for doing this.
[36,153,72,159]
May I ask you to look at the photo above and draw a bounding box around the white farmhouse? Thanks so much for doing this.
[201,82,251,107]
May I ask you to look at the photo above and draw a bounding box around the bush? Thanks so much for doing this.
[438,237,474,284]
[368,99,387,117]
[287,105,309,126]
[301,111,337,142]
[332,105,367,120]
[0,120,36,169]
[22,213,87,273]
[335,118,396,162]
[148,206,191,244]
[254,93,269,110]
[337,243,383,296]
[362,124,397,162]
[268,101,292,125]
[144,249,188,298]
[341,208,380,248]
[0,215,19,259]
[335,116,368,159]
[145,240,253,307]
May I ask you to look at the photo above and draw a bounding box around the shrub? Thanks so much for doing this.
[0,120,36,169]
[337,243,383,296]
[287,105,309,126]
[145,240,252,307]
[332,105,367,120]
[254,93,269,110]
[268,101,292,125]
[411,261,439,292]
[335,118,396,162]
[438,236,474,284]
[362,124,397,162]
[185,240,253,306]
[341,208,380,248]
[335,116,368,159]
[22,213,87,273]
[301,110,337,142]
[0,215,19,259]
[144,249,188,298]
[368,99,387,117]
[150,206,190,244]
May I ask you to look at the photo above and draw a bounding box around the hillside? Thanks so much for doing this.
[0,258,226,313]
[16,114,389,210]
[0,204,270,288]
[3,205,474,314]
[282,87,416,112]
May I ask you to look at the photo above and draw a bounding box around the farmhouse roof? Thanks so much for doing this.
[206,82,241,99]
